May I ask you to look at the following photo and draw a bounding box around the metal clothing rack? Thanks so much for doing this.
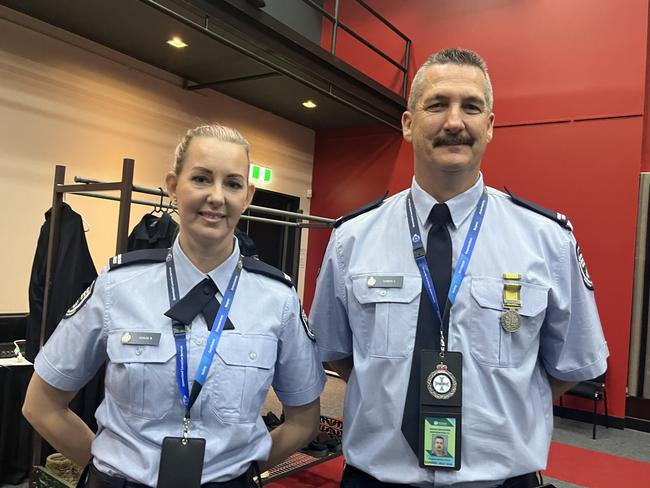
[30,158,334,485]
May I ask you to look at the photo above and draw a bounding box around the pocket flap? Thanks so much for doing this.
[107,330,175,364]
[470,276,548,317]
[351,274,421,304]
[216,333,277,369]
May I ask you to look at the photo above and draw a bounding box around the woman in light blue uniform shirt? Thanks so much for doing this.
[23,124,326,488]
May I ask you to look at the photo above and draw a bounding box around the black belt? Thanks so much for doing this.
[341,464,541,488]
[81,463,258,488]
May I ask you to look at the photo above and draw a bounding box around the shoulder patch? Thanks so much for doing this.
[300,303,315,341]
[576,244,595,290]
[242,256,293,287]
[64,280,95,318]
[333,192,388,228]
[108,248,169,270]
[504,187,573,230]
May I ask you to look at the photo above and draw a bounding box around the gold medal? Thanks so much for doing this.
[501,273,522,333]
[500,310,522,332]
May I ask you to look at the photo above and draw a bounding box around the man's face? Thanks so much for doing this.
[434,437,445,455]
[402,63,494,179]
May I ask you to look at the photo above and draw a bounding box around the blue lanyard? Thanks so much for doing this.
[405,188,488,351]
[165,249,243,417]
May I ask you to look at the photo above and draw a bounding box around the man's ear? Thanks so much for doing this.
[486,112,495,143]
[402,111,413,142]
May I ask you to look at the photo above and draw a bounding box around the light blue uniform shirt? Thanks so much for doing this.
[310,175,608,487]
[35,238,325,486]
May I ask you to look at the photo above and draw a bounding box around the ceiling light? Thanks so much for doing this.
[167,37,188,48]
[302,100,317,109]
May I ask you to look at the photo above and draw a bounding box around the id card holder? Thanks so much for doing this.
[157,436,206,488]
[418,350,462,470]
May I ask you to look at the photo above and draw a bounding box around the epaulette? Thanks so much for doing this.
[108,248,169,270]
[242,256,293,287]
[333,192,388,228]
[505,188,573,231]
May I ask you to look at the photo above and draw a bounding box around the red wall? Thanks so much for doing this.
[307,0,650,420]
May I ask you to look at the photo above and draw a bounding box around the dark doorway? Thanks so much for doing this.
[238,188,302,283]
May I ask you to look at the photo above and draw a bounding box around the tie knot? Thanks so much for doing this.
[428,203,452,226]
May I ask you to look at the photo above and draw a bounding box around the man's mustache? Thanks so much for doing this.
[434,135,474,147]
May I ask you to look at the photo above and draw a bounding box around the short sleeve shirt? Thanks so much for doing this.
[35,239,325,485]
[310,175,608,487]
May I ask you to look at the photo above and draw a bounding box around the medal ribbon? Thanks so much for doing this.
[406,188,488,350]
[165,248,242,418]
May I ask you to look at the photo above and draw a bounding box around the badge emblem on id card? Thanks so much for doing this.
[419,350,462,470]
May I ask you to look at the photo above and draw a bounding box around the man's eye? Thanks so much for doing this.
[427,103,445,111]
[227,180,244,189]
[465,105,482,114]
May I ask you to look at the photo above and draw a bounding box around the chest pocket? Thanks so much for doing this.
[351,274,420,358]
[469,276,549,367]
[106,330,176,420]
[208,333,277,424]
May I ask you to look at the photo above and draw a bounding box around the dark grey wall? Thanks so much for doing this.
[260,0,325,45]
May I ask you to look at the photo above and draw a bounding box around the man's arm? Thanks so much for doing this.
[548,375,577,401]
[325,356,353,383]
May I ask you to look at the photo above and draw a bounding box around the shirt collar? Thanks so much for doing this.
[172,236,241,296]
[410,173,485,230]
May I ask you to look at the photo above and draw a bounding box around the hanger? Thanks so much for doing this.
[149,187,165,215]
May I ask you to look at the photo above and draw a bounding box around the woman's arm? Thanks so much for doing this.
[22,373,94,466]
[259,398,321,471]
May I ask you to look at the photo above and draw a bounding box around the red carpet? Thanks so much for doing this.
[544,441,650,487]
[266,456,343,488]
[268,442,650,487]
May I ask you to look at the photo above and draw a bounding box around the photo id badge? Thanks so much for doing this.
[418,350,462,470]
[157,436,205,488]
[419,411,461,470]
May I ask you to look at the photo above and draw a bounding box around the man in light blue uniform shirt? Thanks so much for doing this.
[33,237,325,486]
[310,48,608,487]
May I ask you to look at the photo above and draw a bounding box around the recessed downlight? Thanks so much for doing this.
[167,37,188,48]
[302,100,317,109]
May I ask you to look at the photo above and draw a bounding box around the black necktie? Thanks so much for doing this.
[401,203,453,456]
[164,277,235,330]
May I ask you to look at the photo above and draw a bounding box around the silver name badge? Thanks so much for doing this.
[367,276,404,288]
[122,332,161,346]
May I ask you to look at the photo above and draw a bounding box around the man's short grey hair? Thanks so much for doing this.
[407,48,493,112]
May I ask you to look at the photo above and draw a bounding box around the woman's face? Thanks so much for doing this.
[166,136,255,253]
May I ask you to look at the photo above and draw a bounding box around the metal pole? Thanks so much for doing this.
[331,0,340,55]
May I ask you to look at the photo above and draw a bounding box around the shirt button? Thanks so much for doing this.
[249,352,257,361]
[379,290,387,297]
[135,347,143,356]
[203,286,212,295]
[194,338,204,346]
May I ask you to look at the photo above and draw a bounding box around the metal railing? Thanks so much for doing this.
[297,0,411,98]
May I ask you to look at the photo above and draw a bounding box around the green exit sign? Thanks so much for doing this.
[250,164,272,182]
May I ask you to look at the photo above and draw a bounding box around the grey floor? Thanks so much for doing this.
[5,375,649,488]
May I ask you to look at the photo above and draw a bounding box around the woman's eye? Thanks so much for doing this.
[227,180,244,189]
[191,175,209,184]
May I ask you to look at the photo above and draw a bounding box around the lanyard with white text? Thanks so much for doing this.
[405,189,488,351]
[165,249,243,420]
